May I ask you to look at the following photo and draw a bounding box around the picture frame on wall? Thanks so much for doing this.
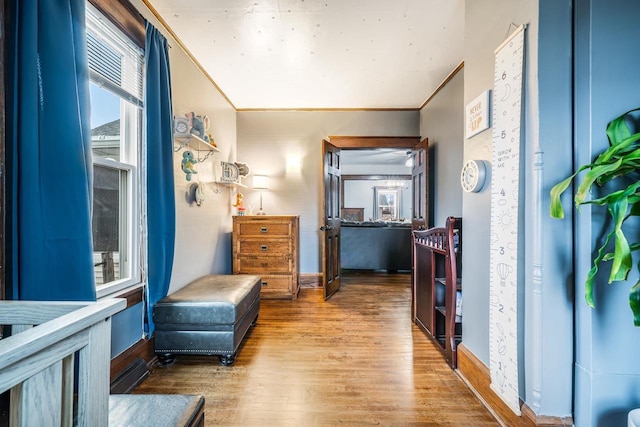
[341,208,364,222]
[465,90,491,138]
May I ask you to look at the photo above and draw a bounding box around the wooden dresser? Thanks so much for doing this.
[232,215,300,300]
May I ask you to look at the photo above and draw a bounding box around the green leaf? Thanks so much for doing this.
[550,107,640,326]
[574,158,623,206]
[606,108,640,146]
[630,278,640,327]
[608,195,632,282]
[594,133,640,164]
[584,230,615,308]
[550,165,590,218]
[606,113,633,146]
[586,181,640,207]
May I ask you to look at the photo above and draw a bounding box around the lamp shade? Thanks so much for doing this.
[253,175,269,190]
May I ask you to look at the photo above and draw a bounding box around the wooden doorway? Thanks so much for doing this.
[321,140,342,299]
[322,136,420,296]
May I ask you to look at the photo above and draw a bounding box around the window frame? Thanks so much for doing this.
[87,2,146,299]
[373,186,401,220]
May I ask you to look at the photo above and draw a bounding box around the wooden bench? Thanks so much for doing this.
[153,274,261,366]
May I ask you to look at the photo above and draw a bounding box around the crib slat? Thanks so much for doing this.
[10,361,62,427]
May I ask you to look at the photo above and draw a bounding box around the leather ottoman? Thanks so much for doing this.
[153,274,261,366]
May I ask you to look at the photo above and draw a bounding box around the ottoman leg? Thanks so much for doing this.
[157,353,176,367]
[251,314,259,327]
[219,353,237,366]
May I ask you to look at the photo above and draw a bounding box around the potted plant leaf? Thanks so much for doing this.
[550,107,640,326]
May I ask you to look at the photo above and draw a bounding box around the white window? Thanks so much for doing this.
[87,4,145,297]
[374,187,401,221]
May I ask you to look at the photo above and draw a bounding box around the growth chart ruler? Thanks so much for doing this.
[489,24,526,416]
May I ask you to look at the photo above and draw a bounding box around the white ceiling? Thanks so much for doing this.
[145,0,465,110]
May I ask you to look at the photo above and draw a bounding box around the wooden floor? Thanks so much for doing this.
[134,272,498,426]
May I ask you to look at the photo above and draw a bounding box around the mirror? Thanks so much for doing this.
[340,149,413,222]
[342,177,411,221]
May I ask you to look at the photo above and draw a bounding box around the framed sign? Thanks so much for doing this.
[466,90,491,139]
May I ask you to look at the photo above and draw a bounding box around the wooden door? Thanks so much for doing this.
[321,140,341,300]
[411,138,428,318]
[411,138,429,232]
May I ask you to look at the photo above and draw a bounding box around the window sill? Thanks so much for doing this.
[97,280,145,305]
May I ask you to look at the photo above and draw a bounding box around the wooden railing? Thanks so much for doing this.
[0,299,126,426]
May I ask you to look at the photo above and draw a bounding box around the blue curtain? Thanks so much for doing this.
[145,22,176,334]
[6,0,96,301]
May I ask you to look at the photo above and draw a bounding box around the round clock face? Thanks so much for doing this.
[461,160,487,193]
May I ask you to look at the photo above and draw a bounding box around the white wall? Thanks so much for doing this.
[237,110,419,273]
[131,0,237,293]
[419,68,464,227]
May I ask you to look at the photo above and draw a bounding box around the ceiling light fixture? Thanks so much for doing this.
[405,151,414,168]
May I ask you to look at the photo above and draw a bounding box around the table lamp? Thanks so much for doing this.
[252,175,269,215]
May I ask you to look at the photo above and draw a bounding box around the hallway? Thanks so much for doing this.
[134,273,498,425]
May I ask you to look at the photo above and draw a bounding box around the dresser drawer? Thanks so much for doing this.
[237,239,290,255]
[236,256,291,274]
[232,215,299,300]
[258,275,292,291]
[236,222,291,237]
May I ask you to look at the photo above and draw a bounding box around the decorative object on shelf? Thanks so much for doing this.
[220,161,240,183]
[189,182,205,206]
[234,161,251,178]
[186,111,210,142]
[173,116,190,137]
[550,106,640,326]
[460,159,488,193]
[253,175,269,216]
[181,150,198,181]
[208,134,216,147]
[233,192,245,215]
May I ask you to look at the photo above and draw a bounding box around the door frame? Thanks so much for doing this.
[321,136,420,289]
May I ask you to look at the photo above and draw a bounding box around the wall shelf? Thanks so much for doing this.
[174,134,220,154]
[214,181,247,188]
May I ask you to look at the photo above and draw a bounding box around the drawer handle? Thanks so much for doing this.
[261,227,268,233]
[261,281,268,286]
[261,245,268,251]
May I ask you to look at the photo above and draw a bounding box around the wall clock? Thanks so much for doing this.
[460,159,487,193]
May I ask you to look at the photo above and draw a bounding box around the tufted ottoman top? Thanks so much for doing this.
[153,274,261,326]
[109,394,204,427]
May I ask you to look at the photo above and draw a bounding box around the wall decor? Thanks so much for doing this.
[465,90,491,139]
[220,161,239,183]
[341,208,364,222]
[489,24,526,416]
[173,116,191,137]
[460,159,488,193]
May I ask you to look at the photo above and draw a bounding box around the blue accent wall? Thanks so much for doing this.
[110,303,143,358]
[573,0,640,425]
